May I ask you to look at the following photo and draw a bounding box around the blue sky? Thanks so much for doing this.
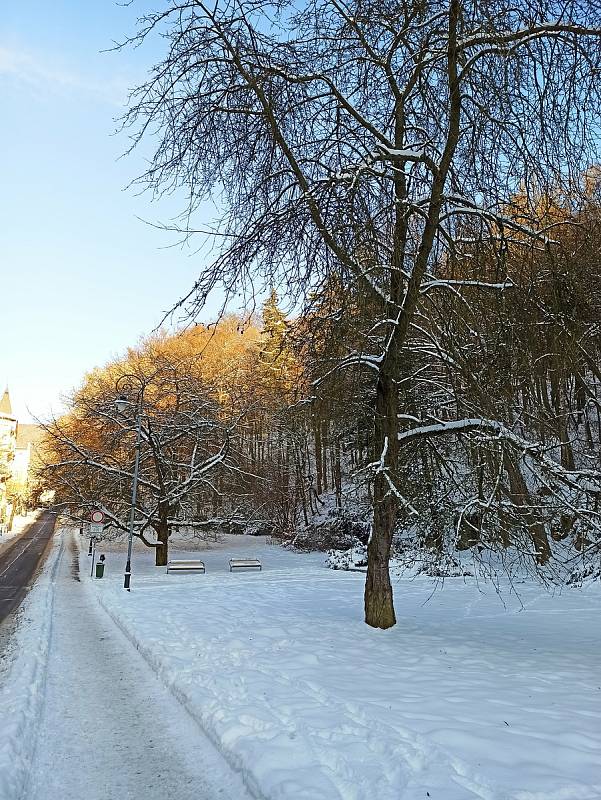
[1,1,220,422]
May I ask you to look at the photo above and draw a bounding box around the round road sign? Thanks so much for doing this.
[90,510,105,523]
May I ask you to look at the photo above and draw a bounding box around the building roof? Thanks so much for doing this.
[0,387,13,417]
[16,423,43,450]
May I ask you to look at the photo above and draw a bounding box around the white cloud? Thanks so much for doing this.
[0,43,129,106]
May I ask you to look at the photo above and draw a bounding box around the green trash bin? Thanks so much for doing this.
[95,557,105,579]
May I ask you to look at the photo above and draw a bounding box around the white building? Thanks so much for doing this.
[0,388,42,523]
[0,388,18,523]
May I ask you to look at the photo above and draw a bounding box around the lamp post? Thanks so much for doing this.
[115,374,145,591]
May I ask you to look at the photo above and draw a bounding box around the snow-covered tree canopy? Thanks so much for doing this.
[122,0,601,308]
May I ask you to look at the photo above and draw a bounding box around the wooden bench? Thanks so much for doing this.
[166,559,205,574]
[229,558,262,572]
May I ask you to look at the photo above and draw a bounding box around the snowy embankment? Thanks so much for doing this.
[0,530,62,799]
[88,533,601,800]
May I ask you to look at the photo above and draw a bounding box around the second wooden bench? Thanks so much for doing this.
[166,559,205,574]
[229,558,262,572]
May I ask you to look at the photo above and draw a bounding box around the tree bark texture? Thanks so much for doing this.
[364,369,398,629]
[154,508,170,566]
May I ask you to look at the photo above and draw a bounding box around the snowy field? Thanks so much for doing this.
[84,531,601,800]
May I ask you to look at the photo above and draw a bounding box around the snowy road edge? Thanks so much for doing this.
[0,529,63,800]
[93,588,267,800]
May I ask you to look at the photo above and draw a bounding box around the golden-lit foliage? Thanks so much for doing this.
[39,298,313,545]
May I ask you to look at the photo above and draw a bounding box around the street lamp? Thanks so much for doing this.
[115,374,145,591]
[115,395,130,415]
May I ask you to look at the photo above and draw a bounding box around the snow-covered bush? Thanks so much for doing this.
[325,542,367,570]
[392,549,473,579]
[326,540,473,577]
[566,562,601,586]
[287,508,370,552]
[243,520,273,537]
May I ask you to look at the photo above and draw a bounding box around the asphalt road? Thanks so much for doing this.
[0,512,56,624]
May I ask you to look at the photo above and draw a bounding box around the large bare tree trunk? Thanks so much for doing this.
[155,507,170,566]
[364,369,398,629]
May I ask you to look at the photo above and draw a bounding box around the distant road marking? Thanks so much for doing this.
[0,539,38,579]
[0,520,52,579]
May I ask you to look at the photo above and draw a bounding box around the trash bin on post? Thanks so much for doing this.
[95,554,106,579]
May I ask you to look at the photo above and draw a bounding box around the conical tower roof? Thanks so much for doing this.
[0,387,13,416]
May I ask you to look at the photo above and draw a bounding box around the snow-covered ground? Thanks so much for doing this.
[83,531,601,800]
[0,528,254,800]
[1,528,599,800]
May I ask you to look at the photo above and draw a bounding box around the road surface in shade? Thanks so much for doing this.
[0,512,56,624]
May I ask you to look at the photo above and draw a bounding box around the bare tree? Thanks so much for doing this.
[120,0,601,626]
[41,363,234,565]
